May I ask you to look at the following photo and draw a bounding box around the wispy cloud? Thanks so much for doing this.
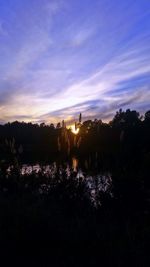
[0,21,7,36]
[67,27,95,47]
[0,0,150,123]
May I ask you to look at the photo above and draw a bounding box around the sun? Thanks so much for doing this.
[71,125,80,135]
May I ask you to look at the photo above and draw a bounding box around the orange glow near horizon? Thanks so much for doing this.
[71,125,80,135]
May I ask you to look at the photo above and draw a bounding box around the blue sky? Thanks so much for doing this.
[0,0,150,124]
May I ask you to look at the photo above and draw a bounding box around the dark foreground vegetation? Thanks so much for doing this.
[0,109,150,266]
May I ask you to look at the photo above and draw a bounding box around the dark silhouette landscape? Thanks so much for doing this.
[1,0,150,265]
[0,109,149,266]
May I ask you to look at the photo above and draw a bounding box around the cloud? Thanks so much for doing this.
[38,85,150,124]
[0,21,7,36]
[46,0,64,14]
[0,0,150,124]
[1,46,150,123]
[67,27,95,47]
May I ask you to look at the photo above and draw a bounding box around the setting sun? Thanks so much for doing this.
[71,125,80,135]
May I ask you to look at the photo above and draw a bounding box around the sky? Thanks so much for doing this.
[0,0,150,124]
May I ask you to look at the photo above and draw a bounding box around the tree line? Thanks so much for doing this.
[0,108,150,166]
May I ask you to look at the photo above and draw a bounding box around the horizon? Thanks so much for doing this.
[0,0,150,124]
[0,108,148,127]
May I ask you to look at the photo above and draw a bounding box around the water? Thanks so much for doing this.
[6,158,113,206]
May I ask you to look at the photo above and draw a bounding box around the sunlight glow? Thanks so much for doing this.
[71,125,80,135]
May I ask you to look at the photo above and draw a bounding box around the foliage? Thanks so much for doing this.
[0,108,150,266]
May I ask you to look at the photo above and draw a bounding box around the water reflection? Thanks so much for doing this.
[6,159,113,206]
[72,157,78,172]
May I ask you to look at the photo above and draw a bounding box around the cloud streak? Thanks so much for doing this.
[0,0,150,123]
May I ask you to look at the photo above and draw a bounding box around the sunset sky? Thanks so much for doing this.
[0,0,150,124]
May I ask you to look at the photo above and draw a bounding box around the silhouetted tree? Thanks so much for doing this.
[145,110,150,121]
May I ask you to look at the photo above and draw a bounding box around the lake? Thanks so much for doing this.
[6,157,113,206]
